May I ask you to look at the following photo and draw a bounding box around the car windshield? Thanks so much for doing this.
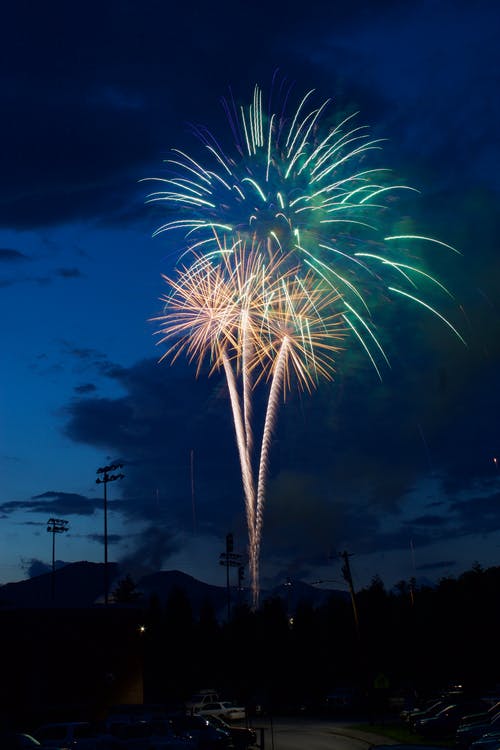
[207,717,223,727]
[435,704,456,717]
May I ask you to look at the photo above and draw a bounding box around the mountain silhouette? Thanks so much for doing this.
[0,561,347,615]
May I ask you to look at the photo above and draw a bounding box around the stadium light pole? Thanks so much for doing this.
[96,463,124,605]
[219,533,242,621]
[46,518,69,601]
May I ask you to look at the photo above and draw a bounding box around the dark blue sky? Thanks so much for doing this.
[1,0,499,594]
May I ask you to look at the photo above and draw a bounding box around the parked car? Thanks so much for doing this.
[409,699,457,730]
[456,712,500,748]
[106,705,170,729]
[185,691,220,715]
[198,703,246,722]
[406,689,467,727]
[0,733,63,750]
[108,720,194,750]
[167,714,231,749]
[34,723,104,749]
[415,701,489,738]
[459,704,500,732]
[470,732,500,750]
[204,717,256,749]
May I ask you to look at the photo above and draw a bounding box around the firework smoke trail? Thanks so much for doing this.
[148,82,465,608]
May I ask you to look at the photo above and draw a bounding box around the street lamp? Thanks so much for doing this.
[46,518,69,601]
[96,462,124,605]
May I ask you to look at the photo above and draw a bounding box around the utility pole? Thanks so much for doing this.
[219,533,242,621]
[237,564,245,605]
[340,550,360,639]
[96,462,124,605]
[46,518,68,601]
[284,577,293,622]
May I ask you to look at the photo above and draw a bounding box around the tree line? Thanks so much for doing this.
[117,562,500,711]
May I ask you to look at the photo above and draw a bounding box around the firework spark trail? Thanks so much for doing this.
[241,307,254,462]
[149,82,466,608]
[253,335,289,605]
[222,351,256,546]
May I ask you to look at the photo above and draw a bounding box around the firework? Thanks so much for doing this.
[154,240,345,599]
[148,83,464,608]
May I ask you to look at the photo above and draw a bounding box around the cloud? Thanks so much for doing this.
[56,267,84,279]
[451,492,500,535]
[20,557,70,578]
[63,358,241,533]
[0,248,30,262]
[54,325,500,583]
[5,1,496,232]
[409,514,450,528]
[119,526,184,579]
[74,383,98,394]
[21,558,52,578]
[0,491,101,517]
[417,559,456,573]
[86,533,124,547]
[307,2,500,193]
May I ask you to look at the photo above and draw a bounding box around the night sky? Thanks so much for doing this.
[1,0,499,595]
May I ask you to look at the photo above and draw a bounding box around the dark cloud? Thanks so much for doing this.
[0,248,29,262]
[56,267,84,279]
[55,306,500,578]
[59,343,121,376]
[74,383,98,394]
[409,514,450,528]
[119,526,184,579]
[417,560,457,573]
[86,533,124,547]
[1,1,496,231]
[450,492,500,535]
[0,275,52,288]
[63,357,241,534]
[61,344,109,362]
[0,491,100,517]
[74,383,97,395]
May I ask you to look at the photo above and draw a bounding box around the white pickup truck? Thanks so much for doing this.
[185,689,220,714]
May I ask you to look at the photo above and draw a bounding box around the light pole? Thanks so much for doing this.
[96,462,124,605]
[46,518,68,601]
[219,533,242,621]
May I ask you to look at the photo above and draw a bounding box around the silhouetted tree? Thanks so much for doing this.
[112,574,142,603]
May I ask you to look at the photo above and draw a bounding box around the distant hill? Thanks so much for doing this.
[0,561,347,615]
[137,568,229,616]
[0,560,120,608]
